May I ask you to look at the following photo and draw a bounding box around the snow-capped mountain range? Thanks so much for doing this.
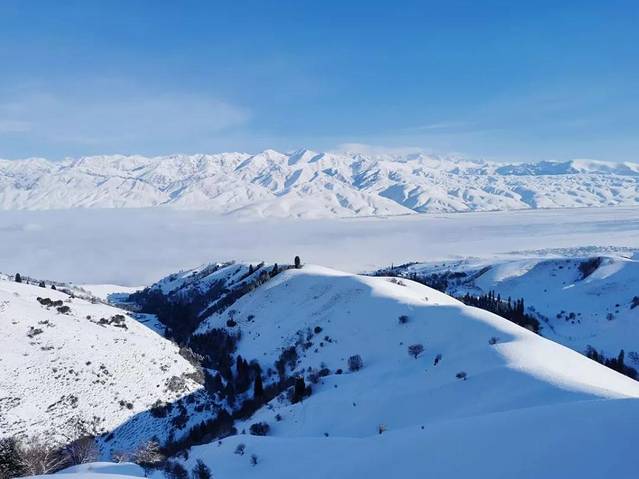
[2,150,639,218]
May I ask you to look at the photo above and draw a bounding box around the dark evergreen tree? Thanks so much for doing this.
[291,376,307,403]
[248,264,254,275]
[51,284,56,290]
[235,355,251,392]
[191,460,212,479]
[14,273,22,283]
[294,256,301,269]
[253,374,264,399]
[204,371,223,395]
[165,461,188,479]
[39,280,46,288]
[271,263,279,276]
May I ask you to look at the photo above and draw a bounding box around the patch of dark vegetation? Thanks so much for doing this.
[249,422,270,436]
[459,291,540,333]
[578,257,603,280]
[129,263,292,343]
[37,297,64,308]
[585,346,638,380]
[97,314,127,328]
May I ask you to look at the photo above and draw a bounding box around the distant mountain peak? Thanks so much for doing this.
[1,150,637,217]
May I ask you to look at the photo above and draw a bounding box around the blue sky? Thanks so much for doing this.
[0,0,637,161]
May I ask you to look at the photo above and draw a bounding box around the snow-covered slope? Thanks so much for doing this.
[161,265,639,478]
[13,264,639,477]
[381,248,639,362]
[1,150,638,217]
[23,463,145,479]
[0,276,201,442]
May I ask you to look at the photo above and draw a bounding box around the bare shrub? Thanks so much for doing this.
[63,436,98,466]
[16,436,68,476]
[249,422,270,436]
[133,440,165,468]
[348,354,363,372]
[408,344,424,358]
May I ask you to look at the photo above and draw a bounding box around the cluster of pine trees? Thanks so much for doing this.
[585,347,637,379]
[459,291,540,333]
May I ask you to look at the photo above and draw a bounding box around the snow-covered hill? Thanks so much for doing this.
[0,276,201,443]
[114,263,639,478]
[380,248,639,365]
[1,150,638,217]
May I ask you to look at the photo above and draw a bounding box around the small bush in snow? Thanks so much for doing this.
[398,315,409,324]
[378,424,387,435]
[26,327,43,338]
[250,454,258,466]
[456,371,468,381]
[249,422,270,436]
[133,440,165,469]
[348,354,363,372]
[408,344,424,358]
[234,444,246,456]
[434,354,442,366]
[488,336,499,345]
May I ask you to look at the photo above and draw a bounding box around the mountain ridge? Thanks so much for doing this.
[1,149,638,217]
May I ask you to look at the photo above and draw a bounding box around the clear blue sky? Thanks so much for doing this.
[0,0,637,161]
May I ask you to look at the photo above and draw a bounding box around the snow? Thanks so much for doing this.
[1,150,639,217]
[170,398,639,479]
[178,265,639,477]
[9,264,639,477]
[79,285,142,303]
[57,463,144,477]
[391,249,639,358]
[22,463,144,479]
[0,277,201,442]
